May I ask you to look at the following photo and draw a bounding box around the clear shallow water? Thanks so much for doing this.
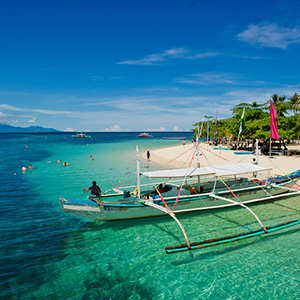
[1,132,300,299]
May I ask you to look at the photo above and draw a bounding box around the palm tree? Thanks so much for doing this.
[288,93,300,113]
[271,94,288,117]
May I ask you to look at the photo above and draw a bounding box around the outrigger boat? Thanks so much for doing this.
[137,132,153,138]
[71,133,91,138]
[60,145,300,253]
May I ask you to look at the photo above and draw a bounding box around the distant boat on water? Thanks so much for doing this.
[71,133,91,138]
[138,132,153,137]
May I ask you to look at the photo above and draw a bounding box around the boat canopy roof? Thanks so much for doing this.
[141,163,271,178]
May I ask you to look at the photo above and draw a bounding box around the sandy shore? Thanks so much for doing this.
[145,143,300,176]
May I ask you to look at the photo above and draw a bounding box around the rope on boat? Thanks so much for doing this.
[198,145,268,232]
[259,152,300,190]
[158,146,195,169]
[188,146,197,167]
[115,178,137,189]
[199,145,231,162]
[172,144,206,211]
[179,146,197,168]
[112,171,135,189]
[139,160,171,211]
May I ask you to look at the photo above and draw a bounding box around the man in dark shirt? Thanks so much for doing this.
[83,181,101,199]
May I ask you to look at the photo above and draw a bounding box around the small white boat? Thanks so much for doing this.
[71,133,91,138]
[137,132,153,137]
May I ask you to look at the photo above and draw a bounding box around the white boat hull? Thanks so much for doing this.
[60,182,299,221]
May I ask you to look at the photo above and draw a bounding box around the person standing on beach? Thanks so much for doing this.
[147,150,150,161]
[83,181,101,199]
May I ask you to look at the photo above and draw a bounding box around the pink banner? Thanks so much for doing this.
[270,100,280,140]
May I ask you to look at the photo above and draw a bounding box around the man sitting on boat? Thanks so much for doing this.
[155,184,172,195]
[157,184,164,194]
[83,181,101,200]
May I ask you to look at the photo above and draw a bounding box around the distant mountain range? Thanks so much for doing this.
[0,124,60,133]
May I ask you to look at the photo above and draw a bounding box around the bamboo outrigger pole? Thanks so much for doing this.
[166,218,300,254]
[143,200,191,249]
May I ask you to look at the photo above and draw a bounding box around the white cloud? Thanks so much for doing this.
[0,111,20,125]
[105,124,122,131]
[176,72,234,85]
[0,112,9,124]
[238,23,300,49]
[186,52,220,59]
[0,104,74,115]
[117,48,223,66]
[173,126,183,131]
[64,128,75,132]
[117,47,190,65]
[28,117,36,123]
[146,127,167,132]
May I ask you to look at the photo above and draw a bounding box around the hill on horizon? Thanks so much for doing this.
[0,124,60,133]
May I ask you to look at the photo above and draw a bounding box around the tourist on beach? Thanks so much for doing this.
[83,181,101,198]
[147,151,150,161]
[183,139,185,146]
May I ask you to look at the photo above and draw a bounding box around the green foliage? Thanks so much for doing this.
[192,92,300,141]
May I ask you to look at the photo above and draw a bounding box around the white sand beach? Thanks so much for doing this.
[145,143,300,176]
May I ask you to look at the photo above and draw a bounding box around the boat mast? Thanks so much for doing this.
[136,145,141,198]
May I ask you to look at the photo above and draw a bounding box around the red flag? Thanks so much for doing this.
[270,100,279,140]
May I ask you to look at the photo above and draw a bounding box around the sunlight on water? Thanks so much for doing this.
[1,133,300,299]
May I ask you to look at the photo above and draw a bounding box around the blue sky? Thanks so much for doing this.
[1,0,300,132]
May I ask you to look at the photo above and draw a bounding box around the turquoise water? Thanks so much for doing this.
[1,132,300,299]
